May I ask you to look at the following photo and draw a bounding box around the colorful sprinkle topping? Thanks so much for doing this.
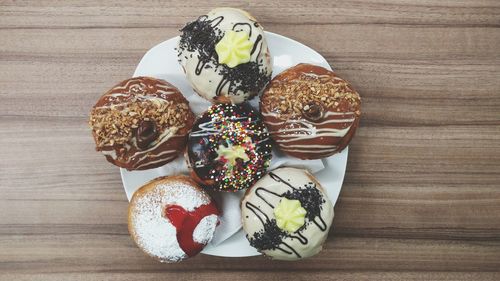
[187,103,272,191]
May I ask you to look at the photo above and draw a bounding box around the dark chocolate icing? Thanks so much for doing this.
[187,103,272,191]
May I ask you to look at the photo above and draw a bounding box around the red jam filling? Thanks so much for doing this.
[165,203,219,257]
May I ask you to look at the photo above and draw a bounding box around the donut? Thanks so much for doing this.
[241,167,334,260]
[128,175,219,263]
[89,77,195,170]
[186,103,272,191]
[177,7,272,104]
[260,63,361,159]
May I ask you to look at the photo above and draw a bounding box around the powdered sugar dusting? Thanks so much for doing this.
[130,180,211,262]
[156,181,209,211]
[193,214,218,244]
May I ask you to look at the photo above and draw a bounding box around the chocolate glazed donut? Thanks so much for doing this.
[260,63,361,159]
[89,77,195,170]
[186,103,272,191]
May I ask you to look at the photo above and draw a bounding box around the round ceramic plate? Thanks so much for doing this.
[121,31,348,257]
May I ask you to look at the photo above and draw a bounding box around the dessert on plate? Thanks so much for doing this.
[260,63,361,159]
[89,77,195,170]
[178,7,272,104]
[186,103,272,191]
[90,6,363,263]
[241,167,334,260]
[128,175,219,262]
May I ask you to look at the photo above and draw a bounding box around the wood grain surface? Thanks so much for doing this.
[1,1,500,280]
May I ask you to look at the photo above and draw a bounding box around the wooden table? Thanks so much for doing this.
[1,1,499,280]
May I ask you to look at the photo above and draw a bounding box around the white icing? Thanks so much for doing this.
[241,167,334,260]
[274,127,352,137]
[263,118,355,126]
[262,111,356,154]
[101,149,117,159]
[273,126,352,143]
[178,8,272,104]
[104,132,183,168]
[134,152,178,170]
[189,116,256,138]
[262,111,355,118]
[283,144,338,149]
[281,147,338,154]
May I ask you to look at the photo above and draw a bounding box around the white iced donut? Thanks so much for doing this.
[241,167,334,260]
[177,7,272,104]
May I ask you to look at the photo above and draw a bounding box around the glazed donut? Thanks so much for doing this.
[260,63,361,159]
[89,77,195,170]
[178,7,272,104]
[241,167,334,260]
[186,103,272,191]
[128,175,219,263]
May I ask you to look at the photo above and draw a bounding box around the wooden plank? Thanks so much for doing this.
[1,234,499,273]
[2,272,500,281]
[1,0,500,279]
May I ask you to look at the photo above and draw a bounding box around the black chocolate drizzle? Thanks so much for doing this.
[245,202,302,258]
[178,15,224,73]
[232,22,253,37]
[178,16,271,99]
[250,34,262,55]
[246,172,329,258]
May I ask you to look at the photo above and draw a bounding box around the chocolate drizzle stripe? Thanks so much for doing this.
[210,16,224,27]
[232,22,253,37]
[245,202,270,226]
[215,77,230,96]
[278,243,302,259]
[289,232,308,245]
[268,172,298,190]
[255,187,281,209]
[313,216,328,231]
[195,60,208,76]
[251,34,262,55]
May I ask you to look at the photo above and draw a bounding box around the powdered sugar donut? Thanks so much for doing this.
[128,176,219,263]
[177,7,272,104]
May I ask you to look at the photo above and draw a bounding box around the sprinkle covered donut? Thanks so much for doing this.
[186,103,272,191]
[177,7,272,104]
[260,63,361,159]
[89,77,195,170]
[128,175,219,263]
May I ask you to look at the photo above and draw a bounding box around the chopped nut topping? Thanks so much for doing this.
[89,96,190,149]
[262,73,361,117]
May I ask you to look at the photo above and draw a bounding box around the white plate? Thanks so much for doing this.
[121,31,348,257]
